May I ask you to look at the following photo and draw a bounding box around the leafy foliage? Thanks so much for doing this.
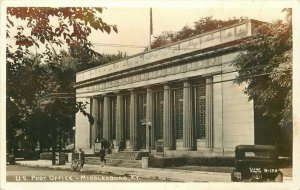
[232,9,292,127]
[151,16,248,48]
[6,7,123,155]
[69,45,126,72]
[232,9,292,157]
[7,7,117,49]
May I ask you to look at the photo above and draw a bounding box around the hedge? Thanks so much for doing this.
[40,152,69,161]
[40,152,54,160]
[149,156,291,168]
[149,156,235,168]
[186,157,235,167]
[149,157,186,168]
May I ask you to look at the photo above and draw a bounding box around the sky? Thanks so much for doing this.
[3,2,288,56]
[89,6,286,55]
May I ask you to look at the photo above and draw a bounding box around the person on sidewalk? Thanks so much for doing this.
[79,149,85,171]
[118,138,125,152]
[107,141,114,154]
[99,147,106,167]
[100,138,106,150]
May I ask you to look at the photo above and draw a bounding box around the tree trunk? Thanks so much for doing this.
[51,127,57,165]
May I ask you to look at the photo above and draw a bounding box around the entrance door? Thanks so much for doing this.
[137,93,147,149]
[139,123,146,149]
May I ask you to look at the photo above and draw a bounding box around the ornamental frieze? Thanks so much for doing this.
[76,21,251,83]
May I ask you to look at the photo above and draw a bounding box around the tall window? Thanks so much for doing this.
[124,95,131,140]
[111,96,117,140]
[137,93,147,123]
[192,79,206,139]
[154,91,164,140]
[173,86,183,139]
[98,98,104,139]
[137,93,147,149]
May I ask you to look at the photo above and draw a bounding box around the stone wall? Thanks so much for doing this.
[222,72,254,151]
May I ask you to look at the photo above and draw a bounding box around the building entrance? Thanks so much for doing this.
[137,93,147,149]
[139,123,146,149]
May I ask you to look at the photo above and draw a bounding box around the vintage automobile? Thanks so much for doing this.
[231,145,283,182]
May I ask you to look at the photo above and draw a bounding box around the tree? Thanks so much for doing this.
[232,9,292,156]
[6,7,119,164]
[151,16,248,48]
[150,31,175,49]
[69,45,126,72]
[7,7,117,50]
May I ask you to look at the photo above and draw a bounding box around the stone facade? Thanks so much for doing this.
[75,20,261,156]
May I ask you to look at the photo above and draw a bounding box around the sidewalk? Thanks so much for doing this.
[16,160,231,182]
[15,160,292,182]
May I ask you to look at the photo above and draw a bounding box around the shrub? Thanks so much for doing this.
[149,157,186,168]
[149,156,235,168]
[186,157,235,167]
[40,152,53,160]
[40,152,70,162]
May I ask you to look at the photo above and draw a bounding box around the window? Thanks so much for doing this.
[174,87,183,139]
[154,91,164,140]
[192,79,206,139]
[111,96,117,140]
[98,98,104,139]
[124,95,131,140]
[137,93,147,149]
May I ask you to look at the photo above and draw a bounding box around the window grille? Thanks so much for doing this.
[137,93,147,149]
[154,91,164,139]
[111,97,117,140]
[174,88,183,139]
[98,99,104,139]
[192,79,206,139]
[137,93,147,122]
[124,95,131,139]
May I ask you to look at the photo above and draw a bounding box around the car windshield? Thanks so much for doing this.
[244,151,271,159]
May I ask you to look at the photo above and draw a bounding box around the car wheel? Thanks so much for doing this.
[76,163,81,172]
[274,171,283,182]
[71,160,77,171]
[231,170,240,182]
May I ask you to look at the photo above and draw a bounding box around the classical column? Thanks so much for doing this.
[183,81,195,150]
[91,98,99,148]
[103,95,111,140]
[146,88,155,151]
[129,90,138,150]
[206,77,213,148]
[163,84,174,150]
[116,93,124,148]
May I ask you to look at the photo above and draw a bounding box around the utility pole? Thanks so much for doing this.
[149,7,153,49]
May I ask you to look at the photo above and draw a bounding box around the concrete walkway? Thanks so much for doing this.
[16,160,231,182]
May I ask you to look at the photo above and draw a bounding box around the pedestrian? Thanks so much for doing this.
[118,138,125,152]
[99,147,106,167]
[100,138,106,149]
[107,141,114,154]
[79,149,85,171]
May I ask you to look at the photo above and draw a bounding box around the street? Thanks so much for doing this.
[6,165,159,182]
[6,161,292,183]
